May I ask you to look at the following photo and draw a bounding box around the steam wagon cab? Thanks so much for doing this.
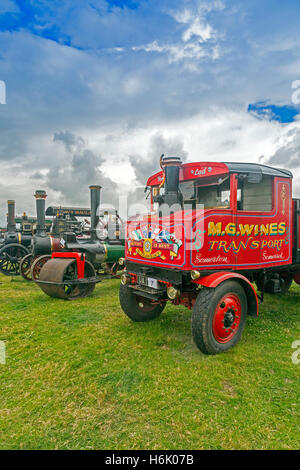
[120,156,300,354]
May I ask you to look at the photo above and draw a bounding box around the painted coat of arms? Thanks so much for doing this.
[127,226,183,261]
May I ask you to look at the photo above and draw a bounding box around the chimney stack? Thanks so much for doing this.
[161,155,182,207]
[7,200,16,232]
[89,185,101,240]
[34,190,47,236]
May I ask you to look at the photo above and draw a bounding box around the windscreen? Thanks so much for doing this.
[179,176,231,209]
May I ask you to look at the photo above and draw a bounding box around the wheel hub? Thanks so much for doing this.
[223,309,235,328]
[213,294,241,344]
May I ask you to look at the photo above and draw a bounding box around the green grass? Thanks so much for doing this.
[0,274,299,450]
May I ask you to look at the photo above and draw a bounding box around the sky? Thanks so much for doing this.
[0,0,300,223]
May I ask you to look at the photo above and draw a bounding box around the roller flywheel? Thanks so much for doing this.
[20,253,34,281]
[37,258,96,300]
[31,255,51,281]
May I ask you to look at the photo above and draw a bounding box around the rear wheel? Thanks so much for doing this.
[192,280,247,355]
[119,284,166,322]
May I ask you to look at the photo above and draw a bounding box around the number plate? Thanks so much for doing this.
[147,277,159,289]
[138,275,159,289]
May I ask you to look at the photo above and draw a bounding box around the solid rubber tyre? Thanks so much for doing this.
[119,284,166,322]
[192,280,247,355]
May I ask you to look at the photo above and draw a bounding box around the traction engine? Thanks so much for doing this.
[34,185,125,300]
[19,191,91,281]
[0,200,34,275]
[119,155,300,355]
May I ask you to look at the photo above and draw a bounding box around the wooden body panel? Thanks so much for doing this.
[126,171,293,273]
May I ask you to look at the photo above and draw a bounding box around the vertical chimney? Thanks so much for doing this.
[7,200,16,232]
[89,185,101,240]
[34,190,47,235]
[161,156,182,207]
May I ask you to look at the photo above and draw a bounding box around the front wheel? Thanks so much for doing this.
[192,280,247,355]
[119,284,166,322]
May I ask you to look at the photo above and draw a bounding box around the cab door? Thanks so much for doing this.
[235,174,273,268]
[235,175,292,269]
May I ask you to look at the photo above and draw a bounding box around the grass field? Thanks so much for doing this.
[0,273,299,450]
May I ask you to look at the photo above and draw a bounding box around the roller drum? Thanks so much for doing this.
[38,258,96,300]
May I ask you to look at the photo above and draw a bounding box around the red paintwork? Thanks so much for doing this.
[125,160,299,326]
[293,199,300,250]
[52,252,86,279]
[193,271,253,289]
[192,271,259,316]
[50,235,63,252]
[147,162,229,187]
[127,174,292,272]
[212,293,241,343]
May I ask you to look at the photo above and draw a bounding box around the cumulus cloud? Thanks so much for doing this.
[1,0,300,226]
[129,132,188,185]
[43,131,119,207]
[264,123,300,169]
[133,1,224,63]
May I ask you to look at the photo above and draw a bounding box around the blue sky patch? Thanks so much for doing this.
[248,102,300,123]
[0,0,71,45]
[106,0,140,9]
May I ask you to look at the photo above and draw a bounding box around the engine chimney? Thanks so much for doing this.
[7,200,16,232]
[161,155,183,207]
[89,185,101,240]
[34,190,47,236]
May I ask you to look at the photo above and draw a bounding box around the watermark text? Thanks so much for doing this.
[0,80,6,104]
[291,80,300,105]
[291,340,300,365]
[0,341,6,364]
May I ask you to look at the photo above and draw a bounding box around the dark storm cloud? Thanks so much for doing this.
[265,126,300,170]
[1,0,300,220]
[53,130,85,152]
[129,132,188,186]
[30,171,44,180]
[44,131,119,207]
[126,132,188,207]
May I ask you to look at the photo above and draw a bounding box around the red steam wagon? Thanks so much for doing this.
[119,155,300,354]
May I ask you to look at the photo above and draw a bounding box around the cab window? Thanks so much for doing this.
[179,176,231,209]
[238,175,273,212]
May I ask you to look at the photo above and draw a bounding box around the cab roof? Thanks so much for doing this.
[224,162,293,179]
[147,161,293,186]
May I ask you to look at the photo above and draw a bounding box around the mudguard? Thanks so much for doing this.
[193,271,259,317]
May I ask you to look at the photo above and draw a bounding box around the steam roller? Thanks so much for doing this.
[35,185,125,300]
[38,254,96,299]
[20,190,91,281]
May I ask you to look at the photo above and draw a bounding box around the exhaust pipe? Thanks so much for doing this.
[89,185,101,240]
[7,200,16,233]
[161,155,182,207]
[34,190,47,236]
